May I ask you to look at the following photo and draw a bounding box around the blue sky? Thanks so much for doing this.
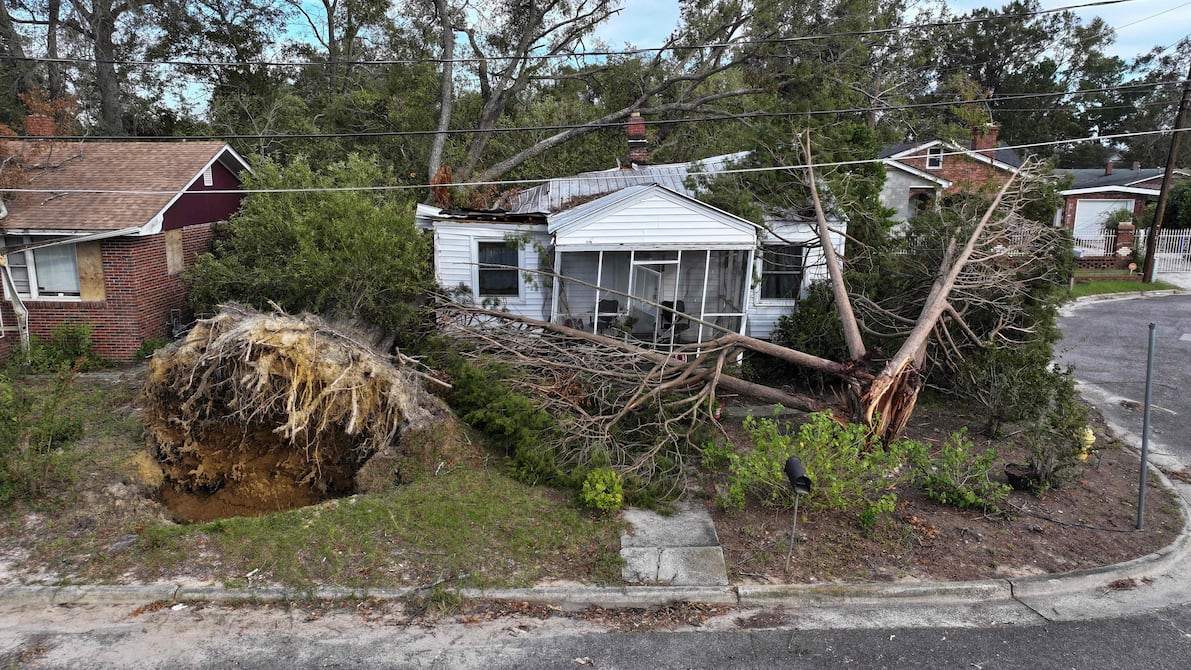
[594,0,1189,62]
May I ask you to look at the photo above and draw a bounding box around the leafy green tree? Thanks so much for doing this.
[1163,181,1191,229]
[925,1,1128,153]
[186,155,433,339]
[1121,38,1191,168]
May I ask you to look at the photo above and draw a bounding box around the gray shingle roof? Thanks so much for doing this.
[1054,167,1170,190]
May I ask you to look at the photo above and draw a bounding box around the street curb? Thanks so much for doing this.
[1009,467,1191,600]
[1067,289,1181,306]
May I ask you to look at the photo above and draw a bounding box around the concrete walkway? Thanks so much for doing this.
[1157,271,1191,290]
[620,503,729,586]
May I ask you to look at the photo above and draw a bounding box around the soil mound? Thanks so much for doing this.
[141,305,432,522]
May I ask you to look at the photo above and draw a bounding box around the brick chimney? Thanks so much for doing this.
[627,111,648,165]
[1105,161,1114,176]
[24,114,56,137]
[970,123,999,156]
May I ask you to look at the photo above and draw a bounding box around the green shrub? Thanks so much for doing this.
[0,372,82,503]
[911,430,1010,513]
[1024,366,1089,491]
[186,155,432,344]
[580,468,624,512]
[135,338,169,360]
[8,322,103,374]
[721,411,913,529]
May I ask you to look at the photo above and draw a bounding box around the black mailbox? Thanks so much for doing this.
[783,456,812,496]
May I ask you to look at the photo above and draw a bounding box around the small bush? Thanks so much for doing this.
[8,322,103,374]
[0,372,82,503]
[580,468,624,512]
[135,337,169,360]
[1024,367,1089,491]
[721,411,913,529]
[911,430,1010,513]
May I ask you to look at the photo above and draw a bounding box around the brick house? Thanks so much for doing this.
[0,141,249,362]
[879,124,1022,222]
[1053,163,1190,241]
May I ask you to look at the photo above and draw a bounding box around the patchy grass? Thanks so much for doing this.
[1069,278,1178,299]
[134,468,623,590]
[0,369,624,590]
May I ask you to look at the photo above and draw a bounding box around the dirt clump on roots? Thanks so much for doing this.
[141,305,434,523]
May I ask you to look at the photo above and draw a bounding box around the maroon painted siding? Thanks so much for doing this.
[162,158,245,231]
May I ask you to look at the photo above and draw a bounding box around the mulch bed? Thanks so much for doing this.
[706,403,1184,584]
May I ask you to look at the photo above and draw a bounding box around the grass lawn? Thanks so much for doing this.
[0,370,624,590]
[1069,278,1179,299]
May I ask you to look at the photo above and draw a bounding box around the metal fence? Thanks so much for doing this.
[1135,229,1191,274]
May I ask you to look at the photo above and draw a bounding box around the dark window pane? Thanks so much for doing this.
[478,242,520,296]
[761,245,804,300]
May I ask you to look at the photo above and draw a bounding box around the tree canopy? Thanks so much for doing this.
[0,0,1182,178]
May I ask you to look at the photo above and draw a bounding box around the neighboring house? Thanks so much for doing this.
[879,124,1022,222]
[417,125,846,343]
[0,140,249,362]
[1053,163,1191,241]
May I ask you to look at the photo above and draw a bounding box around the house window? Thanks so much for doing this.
[2,235,81,299]
[760,244,804,300]
[477,241,519,297]
[926,147,943,169]
[202,166,214,187]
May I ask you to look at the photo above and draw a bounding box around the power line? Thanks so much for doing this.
[2,127,1185,196]
[13,80,1185,143]
[2,0,1144,69]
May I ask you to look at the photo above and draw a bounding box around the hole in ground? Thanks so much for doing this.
[151,422,375,524]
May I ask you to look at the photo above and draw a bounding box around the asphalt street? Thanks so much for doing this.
[3,599,1191,669]
[1056,294,1191,470]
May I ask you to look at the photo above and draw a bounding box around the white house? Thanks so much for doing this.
[416,154,846,344]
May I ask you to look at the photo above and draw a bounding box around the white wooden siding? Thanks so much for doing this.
[747,222,843,340]
[553,192,755,248]
[432,222,552,321]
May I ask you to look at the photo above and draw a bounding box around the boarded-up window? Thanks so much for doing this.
[165,229,185,275]
[77,241,106,302]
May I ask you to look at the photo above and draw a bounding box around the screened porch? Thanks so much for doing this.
[550,248,754,349]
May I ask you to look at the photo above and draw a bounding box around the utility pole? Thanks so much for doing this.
[1142,62,1191,283]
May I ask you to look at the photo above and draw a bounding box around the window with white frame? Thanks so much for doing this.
[926,146,943,169]
[760,244,804,300]
[476,241,519,297]
[2,235,81,299]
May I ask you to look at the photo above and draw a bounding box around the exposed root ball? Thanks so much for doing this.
[141,305,430,520]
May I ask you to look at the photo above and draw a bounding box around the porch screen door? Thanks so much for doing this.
[629,265,663,339]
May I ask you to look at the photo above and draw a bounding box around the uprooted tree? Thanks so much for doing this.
[141,305,441,521]
[438,133,1068,495]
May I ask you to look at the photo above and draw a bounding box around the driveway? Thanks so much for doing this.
[1056,293,1191,470]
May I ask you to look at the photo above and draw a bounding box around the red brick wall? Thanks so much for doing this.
[895,148,1013,196]
[0,223,215,362]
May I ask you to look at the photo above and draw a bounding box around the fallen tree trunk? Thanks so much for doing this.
[442,303,867,413]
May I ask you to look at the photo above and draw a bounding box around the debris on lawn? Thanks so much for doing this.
[140,304,436,522]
